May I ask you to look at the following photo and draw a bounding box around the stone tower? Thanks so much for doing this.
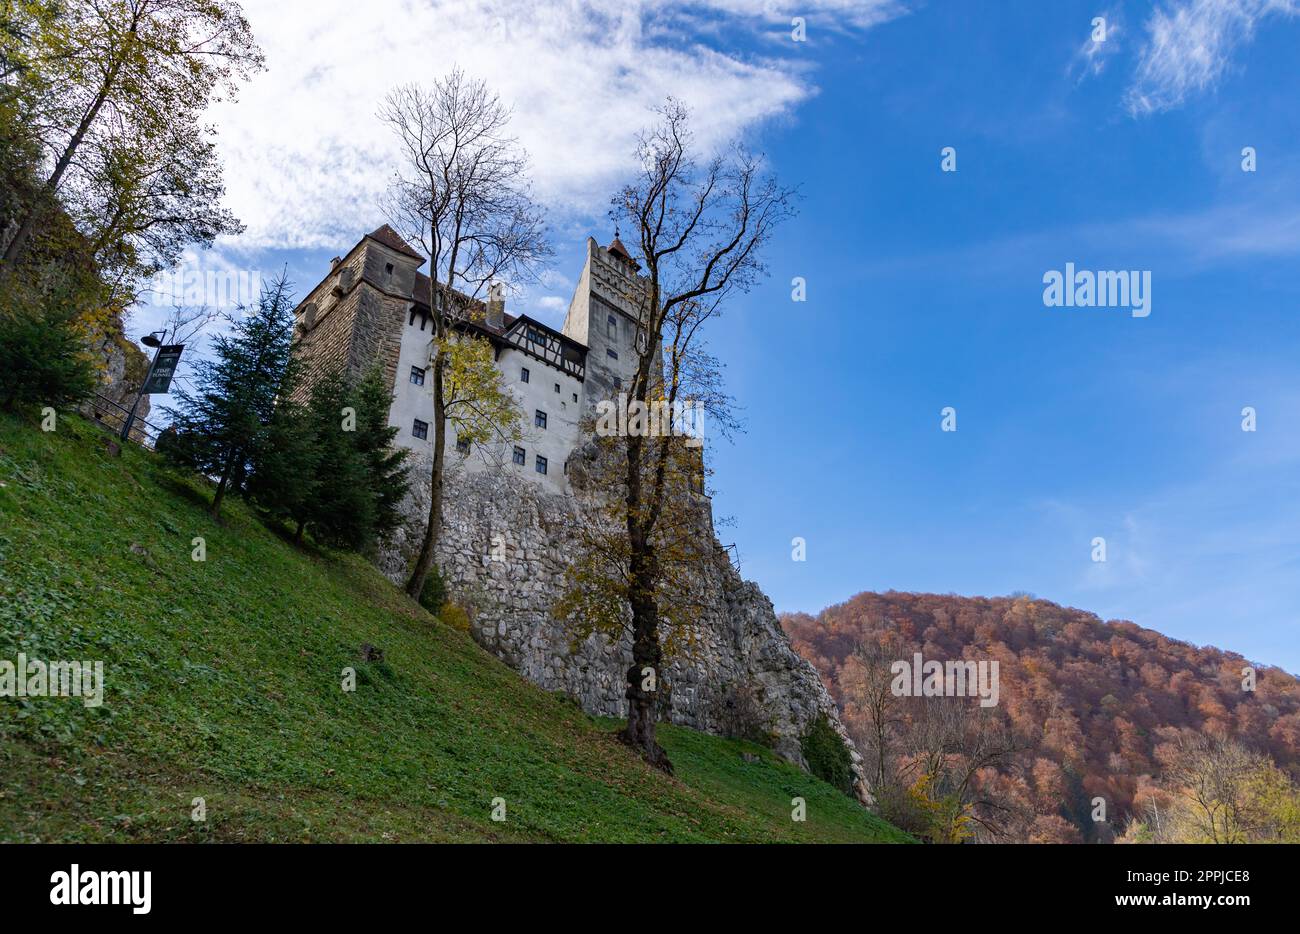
[561,236,649,413]
[290,224,426,399]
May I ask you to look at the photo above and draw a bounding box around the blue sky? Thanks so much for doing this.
[130,1,1300,672]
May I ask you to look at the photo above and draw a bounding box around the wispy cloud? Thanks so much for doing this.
[853,177,1300,285]
[1068,8,1124,82]
[209,0,903,251]
[1126,0,1300,115]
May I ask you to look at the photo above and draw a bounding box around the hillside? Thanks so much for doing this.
[0,412,910,843]
[783,592,1300,842]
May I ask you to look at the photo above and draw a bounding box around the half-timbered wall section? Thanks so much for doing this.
[501,316,586,382]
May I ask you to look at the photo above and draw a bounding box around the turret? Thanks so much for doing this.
[562,235,650,412]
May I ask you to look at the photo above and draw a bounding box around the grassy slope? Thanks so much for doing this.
[0,413,910,843]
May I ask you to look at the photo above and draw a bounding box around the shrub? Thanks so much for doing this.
[440,602,471,633]
[0,291,96,415]
[876,774,973,844]
[710,681,773,745]
[801,714,854,796]
[417,564,447,614]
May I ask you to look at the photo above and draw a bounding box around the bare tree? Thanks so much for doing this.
[841,636,908,794]
[569,100,795,771]
[378,70,550,601]
[1165,734,1262,843]
[844,638,1023,841]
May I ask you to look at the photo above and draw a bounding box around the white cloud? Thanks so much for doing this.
[1126,0,1300,114]
[210,0,902,250]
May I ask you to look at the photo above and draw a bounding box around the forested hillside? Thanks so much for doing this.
[783,592,1300,843]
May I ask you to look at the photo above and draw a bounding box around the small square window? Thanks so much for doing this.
[572,392,578,402]
[521,367,530,383]
[606,348,618,360]
[554,383,560,393]
[535,410,547,429]
[456,437,470,454]
[535,455,548,475]
[513,446,526,465]
[412,419,428,440]
[409,365,425,385]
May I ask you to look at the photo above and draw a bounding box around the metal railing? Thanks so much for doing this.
[85,391,166,449]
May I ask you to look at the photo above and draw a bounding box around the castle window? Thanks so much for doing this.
[614,377,623,390]
[606,348,618,360]
[554,382,560,393]
[513,446,526,466]
[385,262,394,278]
[607,314,616,338]
[412,419,428,440]
[409,365,425,386]
[572,392,578,403]
[535,455,548,475]
[526,327,546,345]
[456,437,470,454]
[535,410,547,429]
[520,367,530,383]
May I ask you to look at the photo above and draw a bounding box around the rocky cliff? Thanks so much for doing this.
[79,314,152,438]
[380,460,870,804]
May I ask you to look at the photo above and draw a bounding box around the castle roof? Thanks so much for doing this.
[410,271,518,336]
[606,235,635,265]
[366,224,425,262]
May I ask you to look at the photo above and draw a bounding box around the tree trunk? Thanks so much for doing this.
[405,352,447,599]
[620,429,672,773]
[211,447,240,518]
[1,44,126,270]
[622,562,672,773]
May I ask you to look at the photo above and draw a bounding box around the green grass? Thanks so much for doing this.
[0,412,911,843]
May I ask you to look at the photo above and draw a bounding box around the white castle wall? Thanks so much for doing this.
[386,320,584,494]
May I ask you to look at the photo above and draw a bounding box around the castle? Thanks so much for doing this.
[292,226,872,803]
[291,224,649,491]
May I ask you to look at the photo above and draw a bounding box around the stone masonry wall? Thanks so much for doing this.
[291,240,415,400]
[380,459,871,804]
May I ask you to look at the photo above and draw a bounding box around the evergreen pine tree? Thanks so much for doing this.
[164,273,296,518]
[0,287,97,415]
[353,365,411,542]
[246,389,319,539]
[301,369,374,549]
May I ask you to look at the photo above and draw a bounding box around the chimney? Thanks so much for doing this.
[487,282,505,329]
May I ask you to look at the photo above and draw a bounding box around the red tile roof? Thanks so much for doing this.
[366,224,425,262]
[606,236,634,263]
